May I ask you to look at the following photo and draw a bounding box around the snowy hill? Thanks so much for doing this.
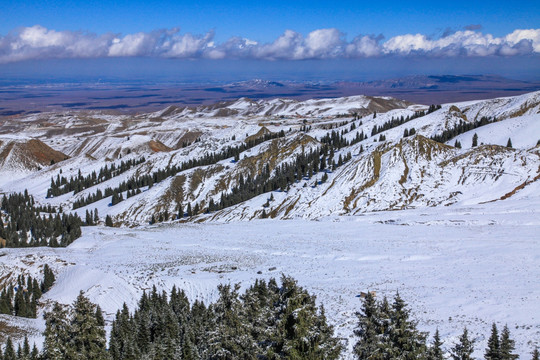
[0,91,538,224]
[0,90,539,357]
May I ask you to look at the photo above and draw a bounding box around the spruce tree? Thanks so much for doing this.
[70,291,108,359]
[485,323,500,360]
[43,302,72,360]
[4,338,16,360]
[472,133,478,147]
[506,138,512,148]
[531,348,539,360]
[207,283,256,360]
[428,328,445,360]
[354,292,383,359]
[105,215,114,227]
[386,292,428,359]
[499,325,518,360]
[271,275,342,359]
[451,327,475,360]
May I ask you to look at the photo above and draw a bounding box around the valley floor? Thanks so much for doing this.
[1,197,539,358]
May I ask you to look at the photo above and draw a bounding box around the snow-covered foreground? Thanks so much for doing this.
[2,198,539,358]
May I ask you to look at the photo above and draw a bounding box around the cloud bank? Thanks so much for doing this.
[1,26,539,63]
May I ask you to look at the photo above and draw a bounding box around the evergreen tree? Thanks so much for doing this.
[3,338,16,360]
[499,325,518,360]
[105,215,114,227]
[177,204,183,219]
[531,348,539,360]
[354,292,384,359]
[385,292,428,359]
[506,138,512,148]
[95,305,105,327]
[70,291,108,360]
[485,323,500,360]
[472,133,478,147]
[42,264,56,293]
[271,275,342,359]
[43,302,72,360]
[207,284,256,360]
[428,328,444,360]
[451,327,475,360]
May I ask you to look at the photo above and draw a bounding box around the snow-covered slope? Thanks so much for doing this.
[1,200,539,358]
[0,90,539,357]
[151,94,412,118]
[0,135,68,184]
[0,91,538,224]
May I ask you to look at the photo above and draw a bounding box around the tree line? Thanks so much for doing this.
[72,130,286,210]
[153,144,353,223]
[430,116,498,144]
[0,191,82,247]
[0,264,55,319]
[47,157,146,198]
[2,277,538,359]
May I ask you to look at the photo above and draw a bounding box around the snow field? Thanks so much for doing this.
[1,199,539,358]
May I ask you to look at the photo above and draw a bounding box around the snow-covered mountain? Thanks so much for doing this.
[1,90,539,357]
[1,91,538,226]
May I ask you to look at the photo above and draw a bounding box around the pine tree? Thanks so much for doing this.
[177,204,183,219]
[354,292,383,359]
[105,215,114,227]
[451,327,475,360]
[95,304,105,327]
[70,291,108,359]
[428,328,444,360]
[42,264,56,293]
[271,275,342,359]
[386,292,428,359]
[23,336,31,358]
[506,138,512,148]
[207,283,256,359]
[531,348,539,360]
[3,338,16,360]
[499,325,518,360]
[485,323,500,360]
[43,302,72,360]
[472,133,478,147]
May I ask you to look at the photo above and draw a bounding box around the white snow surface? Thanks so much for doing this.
[1,198,539,358]
[0,90,539,357]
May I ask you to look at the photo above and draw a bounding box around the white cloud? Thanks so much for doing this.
[0,25,539,63]
[505,29,540,52]
[303,28,344,58]
[345,35,382,57]
[382,29,540,57]
[108,32,159,57]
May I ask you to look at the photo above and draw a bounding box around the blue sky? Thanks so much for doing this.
[1,0,539,82]
[3,0,539,42]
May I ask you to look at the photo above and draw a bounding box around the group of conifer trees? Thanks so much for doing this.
[354,292,537,360]
[1,278,539,360]
[2,276,342,360]
[0,191,82,247]
[0,264,55,319]
[430,116,497,144]
[71,130,286,210]
[47,157,146,198]
[151,145,353,223]
[371,112,423,138]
